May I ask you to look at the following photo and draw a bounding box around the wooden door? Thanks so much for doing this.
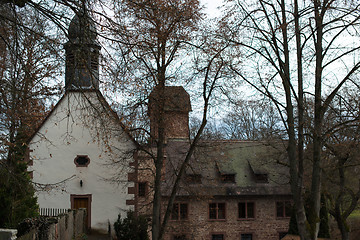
[74,197,88,209]
[71,194,91,230]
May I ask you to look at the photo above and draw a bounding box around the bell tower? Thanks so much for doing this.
[64,11,100,91]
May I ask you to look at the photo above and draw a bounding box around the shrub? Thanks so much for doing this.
[113,211,149,240]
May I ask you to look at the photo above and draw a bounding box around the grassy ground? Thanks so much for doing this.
[349,209,360,218]
[329,210,360,240]
[348,210,360,240]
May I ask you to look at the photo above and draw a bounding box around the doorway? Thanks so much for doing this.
[71,194,92,230]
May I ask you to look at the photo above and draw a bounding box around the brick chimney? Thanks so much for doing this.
[148,86,191,140]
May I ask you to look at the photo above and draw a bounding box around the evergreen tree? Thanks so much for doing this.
[114,211,149,240]
[0,131,38,228]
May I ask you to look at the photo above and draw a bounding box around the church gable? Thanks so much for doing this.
[28,90,135,231]
[30,91,134,151]
[29,90,135,178]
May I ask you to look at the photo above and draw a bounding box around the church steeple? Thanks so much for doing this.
[64,11,100,91]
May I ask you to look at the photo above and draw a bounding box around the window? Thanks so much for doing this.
[186,174,202,184]
[254,173,268,183]
[276,201,292,218]
[173,235,187,240]
[171,203,188,220]
[74,155,90,167]
[241,233,252,240]
[209,203,225,220]
[138,182,147,197]
[238,202,255,219]
[212,234,224,240]
[221,174,235,183]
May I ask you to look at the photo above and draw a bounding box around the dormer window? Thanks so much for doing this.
[74,155,90,167]
[248,161,269,184]
[186,174,202,184]
[221,174,235,183]
[255,173,268,183]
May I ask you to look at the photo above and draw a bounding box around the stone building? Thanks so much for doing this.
[27,12,136,233]
[136,86,292,240]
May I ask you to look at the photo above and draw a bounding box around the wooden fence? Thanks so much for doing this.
[39,208,70,217]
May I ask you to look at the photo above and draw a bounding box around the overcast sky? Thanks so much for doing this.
[201,0,224,18]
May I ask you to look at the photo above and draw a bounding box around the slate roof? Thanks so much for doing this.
[67,12,98,44]
[161,139,291,197]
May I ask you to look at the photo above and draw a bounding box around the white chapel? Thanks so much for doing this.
[27,11,136,233]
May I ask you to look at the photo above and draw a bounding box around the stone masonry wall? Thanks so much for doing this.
[150,112,190,140]
[163,196,290,240]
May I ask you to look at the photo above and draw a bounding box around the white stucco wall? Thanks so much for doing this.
[28,91,135,232]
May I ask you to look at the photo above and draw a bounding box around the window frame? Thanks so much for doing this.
[209,202,226,220]
[254,173,268,183]
[74,155,90,167]
[220,174,236,183]
[138,182,147,197]
[211,233,225,240]
[276,201,292,218]
[238,201,255,219]
[171,202,188,221]
[173,234,187,240]
[240,233,253,240]
[186,174,202,184]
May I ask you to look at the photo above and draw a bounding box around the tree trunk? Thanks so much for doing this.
[152,78,166,240]
[309,2,325,239]
[293,1,310,239]
[280,1,310,239]
[336,216,349,240]
[334,157,349,240]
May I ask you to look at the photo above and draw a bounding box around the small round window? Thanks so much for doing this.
[74,155,90,167]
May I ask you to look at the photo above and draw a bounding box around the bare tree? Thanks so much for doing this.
[189,117,226,140]
[0,3,61,227]
[222,0,360,239]
[1,5,61,158]
[321,88,360,240]
[105,1,229,239]
[221,99,283,140]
